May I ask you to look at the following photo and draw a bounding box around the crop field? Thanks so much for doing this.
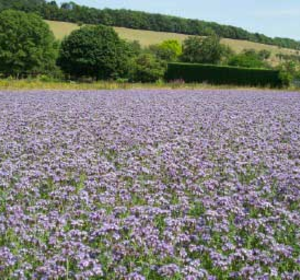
[0,90,300,279]
[46,20,300,66]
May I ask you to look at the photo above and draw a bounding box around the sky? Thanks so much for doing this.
[56,0,300,40]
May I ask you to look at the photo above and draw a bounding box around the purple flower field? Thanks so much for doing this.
[0,90,300,280]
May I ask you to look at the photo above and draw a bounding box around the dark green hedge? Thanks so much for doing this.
[165,63,283,87]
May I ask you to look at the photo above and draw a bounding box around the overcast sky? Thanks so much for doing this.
[56,0,300,40]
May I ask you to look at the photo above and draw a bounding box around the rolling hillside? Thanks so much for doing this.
[47,20,299,66]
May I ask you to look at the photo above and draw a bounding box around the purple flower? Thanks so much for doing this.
[0,90,299,278]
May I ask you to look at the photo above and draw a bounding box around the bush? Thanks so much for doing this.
[149,40,182,62]
[228,49,270,69]
[57,25,130,80]
[220,45,235,64]
[277,60,300,87]
[0,10,57,77]
[165,63,283,87]
[129,53,166,83]
[181,35,223,64]
[278,71,292,87]
[126,40,142,57]
[258,49,271,60]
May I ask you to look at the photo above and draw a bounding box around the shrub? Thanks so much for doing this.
[228,49,270,69]
[149,40,182,62]
[258,49,271,60]
[220,45,235,64]
[126,40,142,57]
[181,35,223,64]
[165,62,283,87]
[0,10,57,77]
[57,25,130,80]
[277,60,300,87]
[160,40,182,57]
[278,71,293,87]
[129,53,167,83]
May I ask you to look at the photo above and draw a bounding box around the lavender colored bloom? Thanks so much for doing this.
[0,90,299,279]
[126,272,146,280]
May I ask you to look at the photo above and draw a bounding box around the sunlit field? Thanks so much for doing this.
[46,20,300,66]
[0,90,300,279]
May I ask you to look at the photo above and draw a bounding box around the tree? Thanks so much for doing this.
[258,49,271,60]
[0,0,45,13]
[1,0,300,50]
[220,45,235,64]
[277,60,300,86]
[228,49,270,69]
[129,53,166,83]
[159,40,182,60]
[181,35,223,64]
[57,25,130,80]
[149,40,182,62]
[0,10,57,77]
[126,40,142,57]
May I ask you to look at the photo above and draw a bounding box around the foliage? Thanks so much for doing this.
[165,62,283,87]
[228,54,265,69]
[278,71,293,87]
[1,0,300,50]
[181,35,223,64]
[276,52,300,63]
[0,0,45,13]
[220,45,235,64]
[277,60,300,86]
[129,53,167,83]
[160,40,182,57]
[228,49,270,69]
[0,10,57,77]
[126,40,143,57]
[149,40,182,61]
[258,49,271,60]
[0,90,300,279]
[57,25,130,80]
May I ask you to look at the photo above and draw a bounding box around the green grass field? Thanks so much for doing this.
[47,20,299,66]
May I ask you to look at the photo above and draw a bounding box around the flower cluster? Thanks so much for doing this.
[0,90,299,279]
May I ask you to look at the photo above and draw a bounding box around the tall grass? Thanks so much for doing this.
[0,79,298,91]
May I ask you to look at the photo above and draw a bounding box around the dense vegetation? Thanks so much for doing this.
[227,49,271,69]
[165,63,283,87]
[181,35,224,64]
[148,40,182,62]
[0,9,299,87]
[0,0,300,51]
[0,10,57,77]
[129,53,167,83]
[1,90,300,279]
[58,25,131,80]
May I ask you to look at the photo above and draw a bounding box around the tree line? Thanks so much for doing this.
[0,0,300,51]
[0,10,299,86]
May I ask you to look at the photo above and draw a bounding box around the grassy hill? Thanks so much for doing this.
[47,20,299,66]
